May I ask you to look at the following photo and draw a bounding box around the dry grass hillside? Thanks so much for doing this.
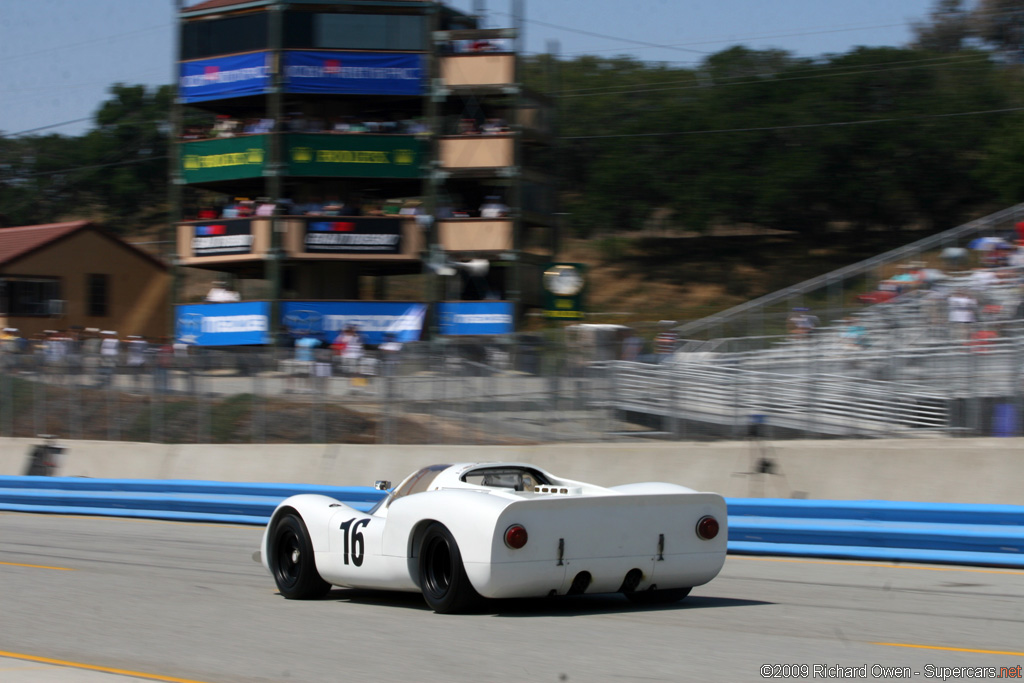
[553,227,922,328]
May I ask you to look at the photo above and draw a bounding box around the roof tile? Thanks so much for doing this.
[0,221,92,266]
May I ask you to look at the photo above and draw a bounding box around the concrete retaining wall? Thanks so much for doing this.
[2,437,1021,505]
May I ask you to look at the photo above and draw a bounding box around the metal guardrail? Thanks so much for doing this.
[3,476,1022,568]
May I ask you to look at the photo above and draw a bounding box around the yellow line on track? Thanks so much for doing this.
[874,643,1024,657]
[0,560,74,571]
[731,555,1024,575]
[0,651,211,683]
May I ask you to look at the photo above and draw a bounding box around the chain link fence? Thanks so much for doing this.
[2,315,1022,444]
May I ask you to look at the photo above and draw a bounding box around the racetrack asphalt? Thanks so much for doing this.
[2,512,1023,682]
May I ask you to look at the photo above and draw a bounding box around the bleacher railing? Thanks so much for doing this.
[674,203,1024,340]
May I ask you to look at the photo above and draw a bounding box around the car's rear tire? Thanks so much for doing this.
[625,586,691,605]
[418,523,481,614]
[270,513,331,599]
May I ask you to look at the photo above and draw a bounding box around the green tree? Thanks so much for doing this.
[79,83,172,231]
[912,0,973,52]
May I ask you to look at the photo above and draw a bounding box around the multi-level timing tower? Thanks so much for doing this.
[171,0,557,345]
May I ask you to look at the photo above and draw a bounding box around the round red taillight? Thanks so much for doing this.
[696,516,719,540]
[504,524,528,549]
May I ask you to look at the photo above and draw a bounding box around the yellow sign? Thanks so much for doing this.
[315,150,390,164]
[183,148,264,170]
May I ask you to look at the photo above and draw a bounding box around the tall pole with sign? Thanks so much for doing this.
[169,0,185,326]
[267,1,285,346]
[542,263,586,320]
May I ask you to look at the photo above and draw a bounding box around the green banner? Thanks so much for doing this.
[286,134,424,178]
[181,136,268,184]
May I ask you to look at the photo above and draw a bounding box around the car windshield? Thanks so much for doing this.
[462,466,550,492]
[382,464,451,508]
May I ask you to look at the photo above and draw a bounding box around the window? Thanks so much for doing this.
[375,464,450,512]
[462,467,550,492]
[285,13,426,50]
[88,274,109,317]
[181,13,269,60]
[0,277,60,316]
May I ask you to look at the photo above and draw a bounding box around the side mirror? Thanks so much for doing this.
[374,480,391,491]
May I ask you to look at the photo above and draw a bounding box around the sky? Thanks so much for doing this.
[0,0,937,138]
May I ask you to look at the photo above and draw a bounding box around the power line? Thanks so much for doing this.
[498,14,712,56]
[536,20,914,60]
[0,23,173,65]
[563,106,1024,140]
[0,118,96,138]
[555,52,991,97]
[8,155,169,180]
[505,5,1024,63]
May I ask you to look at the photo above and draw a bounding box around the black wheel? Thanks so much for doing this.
[418,523,482,614]
[270,513,331,599]
[625,586,691,606]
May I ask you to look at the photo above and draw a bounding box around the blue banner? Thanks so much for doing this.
[281,301,425,345]
[284,51,425,95]
[179,52,270,103]
[175,302,271,347]
[437,302,514,336]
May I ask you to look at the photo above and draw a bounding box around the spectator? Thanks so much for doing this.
[255,198,276,216]
[970,268,999,290]
[787,307,818,337]
[294,334,319,363]
[205,280,241,303]
[379,332,403,377]
[98,330,120,387]
[334,325,365,378]
[947,290,977,341]
[212,115,239,137]
[125,336,149,391]
[43,330,69,381]
[622,333,643,361]
[1,328,18,367]
[839,318,868,349]
[154,338,174,394]
[481,118,508,134]
[399,200,423,216]
[479,196,509,218]
[291,334,320,393]
[654,328,678,357]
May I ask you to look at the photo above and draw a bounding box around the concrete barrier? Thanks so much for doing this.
[2,436,1023,505]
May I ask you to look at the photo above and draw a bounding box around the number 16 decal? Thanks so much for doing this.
[339,518,370,566]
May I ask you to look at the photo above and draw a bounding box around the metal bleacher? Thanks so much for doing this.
[598,205,1024,439]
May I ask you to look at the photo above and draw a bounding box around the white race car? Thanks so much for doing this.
[260,462,727,613]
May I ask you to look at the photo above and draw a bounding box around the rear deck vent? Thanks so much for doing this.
[536,486,582,495]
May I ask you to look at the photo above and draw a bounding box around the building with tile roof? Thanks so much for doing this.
[0,221,169,339]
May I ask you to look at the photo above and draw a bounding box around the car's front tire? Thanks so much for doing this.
[418,523,481,614]
[625,586,691,605]
[270,513,331,599]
